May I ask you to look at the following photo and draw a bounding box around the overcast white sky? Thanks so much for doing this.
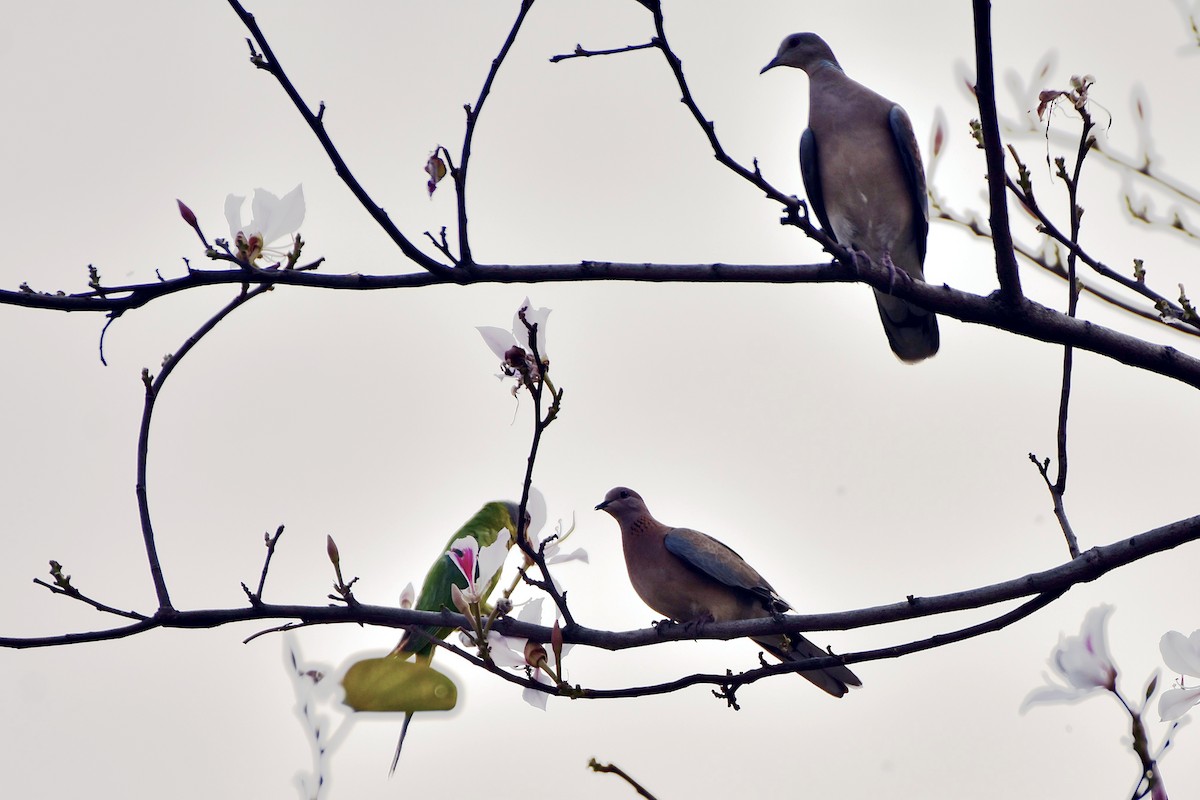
[2,1,1199,798]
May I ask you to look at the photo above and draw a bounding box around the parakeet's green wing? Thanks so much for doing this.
[384,499,522,776]
[397,500,519,658]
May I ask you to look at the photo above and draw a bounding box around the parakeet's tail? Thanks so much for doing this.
[388,712,415,776]
[754,632,862,698]
[873,290,939,363]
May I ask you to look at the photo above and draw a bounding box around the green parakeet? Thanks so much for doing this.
[385,500,524,774]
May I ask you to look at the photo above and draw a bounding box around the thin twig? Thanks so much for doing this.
[972,0,1023,301]
[1045,110,1094,557]
[1114,686,1169,800]
[1028,454,1079,557]
[423,227,457,264]
[549,41,657,63]
[31,577,148,621]
[453,0,535,268]
[136,284,273,611]
[225,0,456,279]
[588,759,658,799]
[931,197,1200,336]
[512,311,574,625]
[241,525,286,605]
[1005,171,1196,329]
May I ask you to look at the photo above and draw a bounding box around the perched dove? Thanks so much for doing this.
[596,486,861,697]
[762,33,939,362]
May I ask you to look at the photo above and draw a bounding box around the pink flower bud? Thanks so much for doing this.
[177,199,199,229]
[326,535,340,565]
[551,619,564,665]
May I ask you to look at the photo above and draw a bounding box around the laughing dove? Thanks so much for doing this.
[762,33,939,362]
[596,486,861,697]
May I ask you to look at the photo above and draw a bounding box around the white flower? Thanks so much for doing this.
[477,297,550,389]
[484,598,573,711]
[477,530,511,593]
[224,184,305,264]
[1021,605,1118,712]
[1159,628,1200,720]
[539,514,588,567]
[521,487,587,592]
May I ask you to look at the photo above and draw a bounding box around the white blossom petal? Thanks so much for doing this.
[1160,629,1200,678]
[224,185,305,248]
[484,631,528,668]
[273,184,307,238]
[517,598,544,625]
[476,530,511,587]
[246,187,282,239]
[522,673,552,711]
[248,184,306,244]
[225,193,247,239]
[526,487,547,543]
[512,297,550,357]
[1020,683,1092,713]
[1022,605,1118,712]
[1159,686,1200,721]
[1053,605,1117,690]
[399,581,415,609]
[477,326,516,360]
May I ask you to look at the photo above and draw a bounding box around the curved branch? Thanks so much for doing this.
[6,512,1198,653]
[225,0,456,280]
[136,284,273,611]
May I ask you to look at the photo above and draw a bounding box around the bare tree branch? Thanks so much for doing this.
[6,511,1198,661]
[136,284,274,611]
[226,0,457,280]
[550,41,658,63]
[452,0,535,267]
[7,256,1200,388]
[588,759,659,799]
[936,204,1200,340]
[972,0,1023,301]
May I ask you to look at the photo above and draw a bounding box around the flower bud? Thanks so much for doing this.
[451,584,472,617]
[176,199,199,229]
[524,640,548,671]
[326,535,340,566]
[551,619,564,665]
